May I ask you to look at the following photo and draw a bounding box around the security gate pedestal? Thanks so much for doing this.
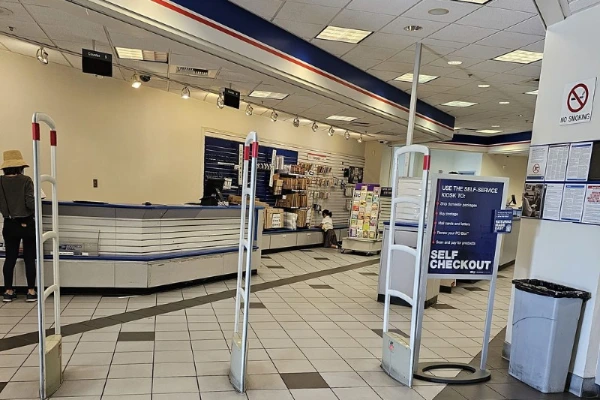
[229,132,259,393]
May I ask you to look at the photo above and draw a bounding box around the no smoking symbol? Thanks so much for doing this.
[533,164,540,174]
[568,83,589,113]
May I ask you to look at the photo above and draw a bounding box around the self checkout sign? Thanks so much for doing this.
[560,78,597,125]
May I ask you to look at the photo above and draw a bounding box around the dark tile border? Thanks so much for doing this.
[313,257,329,260]
[281,372,329,389]
[0,382,6,395]
[432,303,456,310]
[249,302,266,309]
[372,328,409,339]
[309,284,333,290]
[117,332,155,342]
[463,287,486,292]
[0,259,379,351]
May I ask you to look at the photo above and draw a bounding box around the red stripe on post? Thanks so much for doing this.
[423,155,431,171]
[243,146,250,161]
[251,142,259,158]
[50,131,57,146]
[32,123,40,141]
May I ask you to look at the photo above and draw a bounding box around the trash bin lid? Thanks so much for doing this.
[512,279,591,300]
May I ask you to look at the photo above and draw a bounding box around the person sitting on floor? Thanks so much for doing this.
[320,209,338,248]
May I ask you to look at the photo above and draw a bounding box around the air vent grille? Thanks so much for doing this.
[170,65,219,78]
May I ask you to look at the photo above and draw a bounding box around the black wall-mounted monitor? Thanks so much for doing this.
[223,88,240,109]
[82,49,113,77]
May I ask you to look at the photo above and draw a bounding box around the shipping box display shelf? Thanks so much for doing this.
[265,208,284,229]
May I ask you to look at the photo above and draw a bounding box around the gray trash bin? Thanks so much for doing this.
[509,279,591,393]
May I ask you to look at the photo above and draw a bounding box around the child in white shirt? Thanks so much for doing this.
[320,210,337,248]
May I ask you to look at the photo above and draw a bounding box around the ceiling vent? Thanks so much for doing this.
[170,65,219,78]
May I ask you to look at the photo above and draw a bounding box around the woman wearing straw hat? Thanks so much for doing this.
[0,150,37,302]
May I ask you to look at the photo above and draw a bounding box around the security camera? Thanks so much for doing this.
[378,139,389,144]
[140,75,151,82]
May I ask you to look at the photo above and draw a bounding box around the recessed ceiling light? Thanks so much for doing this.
[131,73,142,89]
[404,25,423,32]
[115,47,168,63]
[478,84,490,88]
[249,91,289,100]
[525,89,539,95]
[491,125,500,128]
[429,8,449,15]
[454,127,461,130]
[494,50,543,64]
[499,101,510,105]
[442,101,477,107]
[316,26,372,44]
[447,60,462,65]
[477,129,502,134]
[395,73,438,83]
[327,115,357,122]
[453,0,491,4]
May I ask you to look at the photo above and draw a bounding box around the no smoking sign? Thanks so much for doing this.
[560,77,597,125]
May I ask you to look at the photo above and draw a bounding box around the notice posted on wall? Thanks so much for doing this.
[566,142,593,181]
[560,184,586,222]
[542,184,564,221]
[427,178,504,278]
[522,183,545,219]
[545,144,570,181]
[582,185,600,224]
[526,145,549,180]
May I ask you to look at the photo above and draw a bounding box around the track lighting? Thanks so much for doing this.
[36,47,48,65]
[217,94,225,109]
[245,104,253,116]
[312,122,318,132]
[344,130,350,140]
[357,135,363,143]
[293,116,300,127]
[328,126,335,136]
[270,110,278,122]
[181,86,190,99]
[131,73,142,89]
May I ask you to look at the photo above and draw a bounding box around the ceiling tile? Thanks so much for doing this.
[345,0,419,16]
[341,55,383,69]
[359,32,417,49]
[488,0,539,13]
[468,59,521,73]
[0,2,35,22]
[402,0,480,22]
[428,24,497,43]
[0,21,50,43]
[507,16,546,36]
[444,68,495,80]
[381,16,448,37]
[506,64,542,77]
[521,40,545,52]
[421,38,469,50]
[294,0,351,6]
[450,44,510,59]
[41,22,106,42]
[387,48,440,64]
[310,38,355,56]
[343,44,399,61]
[275,1,341,24]
[367,69,398,81]
[272,18,324,39]
[456,7,532,30]
[476,31,543,48]
[229,0,284,20]
[330,9,396,31]
[368,60,414,73]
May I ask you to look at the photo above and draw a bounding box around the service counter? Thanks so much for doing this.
[0,202,264,291]
[262,227,348,252]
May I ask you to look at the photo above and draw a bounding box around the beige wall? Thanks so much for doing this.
[480,154,527,206]
[0,51,364,204]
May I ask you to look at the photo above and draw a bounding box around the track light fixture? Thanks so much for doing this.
[293,116,300,127]
[245,104,253,116]
[217,94,225,109]
[181,86,190,99]
[344,130,350,140]
[312,122,318,132]
[270,110,278,122]
[131,73,142,89]
[328,126,335,136]
[357,135,363,143]
[36,47,48,65]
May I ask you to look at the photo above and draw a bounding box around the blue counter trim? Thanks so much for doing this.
[47,201,265,211]
[383,221,420,228]
[263,226,348,235]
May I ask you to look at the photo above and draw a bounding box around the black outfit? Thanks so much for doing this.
[323,229,338,248]
[0,175,36,290]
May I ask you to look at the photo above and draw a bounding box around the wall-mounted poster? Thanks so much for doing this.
[522,183,545,218]
[348,166,364,184]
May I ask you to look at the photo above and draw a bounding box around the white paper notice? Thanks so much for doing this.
[545,145,570,182]
[582,185,600,224]
[542,184,564,221]
[526,145,549,180]
[566,142,593,181]
[560,184,586,222]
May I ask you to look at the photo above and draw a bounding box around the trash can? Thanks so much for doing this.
[509,279,591,393]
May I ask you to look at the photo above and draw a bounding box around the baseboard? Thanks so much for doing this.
[377,294,438,309]
[502,341,511,361]
[499,260,515,270]
[567,373,600,397]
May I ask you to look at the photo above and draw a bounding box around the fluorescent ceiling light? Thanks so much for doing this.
[327,115,357,122]
[395,73,438,83]
[499,101,510,105]
[316,26,372,44]
[494,50,543,64]
[249,91,289,100]
[115,47,168,63]
[525,89,539,95]
[477,129,502,134]
[478,84,490,88]
[442,101,477,107]
[447,60,462,65]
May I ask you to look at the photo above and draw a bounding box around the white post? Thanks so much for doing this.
[403,42,423,178]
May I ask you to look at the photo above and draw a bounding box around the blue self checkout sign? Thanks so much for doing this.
[428,179,504,277]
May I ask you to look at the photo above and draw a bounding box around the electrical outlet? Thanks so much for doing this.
[93,179,98,188]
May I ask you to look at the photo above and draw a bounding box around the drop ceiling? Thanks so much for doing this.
[233,0,544,136]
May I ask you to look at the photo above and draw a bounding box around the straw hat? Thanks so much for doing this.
[1,150,29,169]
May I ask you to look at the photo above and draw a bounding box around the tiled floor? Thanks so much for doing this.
[0,249,578,399]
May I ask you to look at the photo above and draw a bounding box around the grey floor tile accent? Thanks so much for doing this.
[309,285,333,290]
[313,257,329,261]
[432,303,457,310]
[117,331,155,341]
[249,302,267,309]
[281,372,330,389]
[371,328,409,338]
[359,272,378,276]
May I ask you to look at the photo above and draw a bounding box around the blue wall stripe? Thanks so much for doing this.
[450,131,532,146]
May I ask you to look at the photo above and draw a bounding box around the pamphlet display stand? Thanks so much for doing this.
[32,113,62,399]
[341,183,382,255]
[229,132,259,393]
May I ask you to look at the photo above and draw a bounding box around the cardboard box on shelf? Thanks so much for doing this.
[265,208,284,229]
[228,195,269,208]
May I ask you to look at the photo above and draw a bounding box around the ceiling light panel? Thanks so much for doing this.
[394,73,438,83]
[249,91,289,100]
[477,129,502,134]
[525,89,539,95]
[316,26,372,44]
[442,101,477,107]
[116,47,168,63]
[494,50,543,64]
[327,115,357,121]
